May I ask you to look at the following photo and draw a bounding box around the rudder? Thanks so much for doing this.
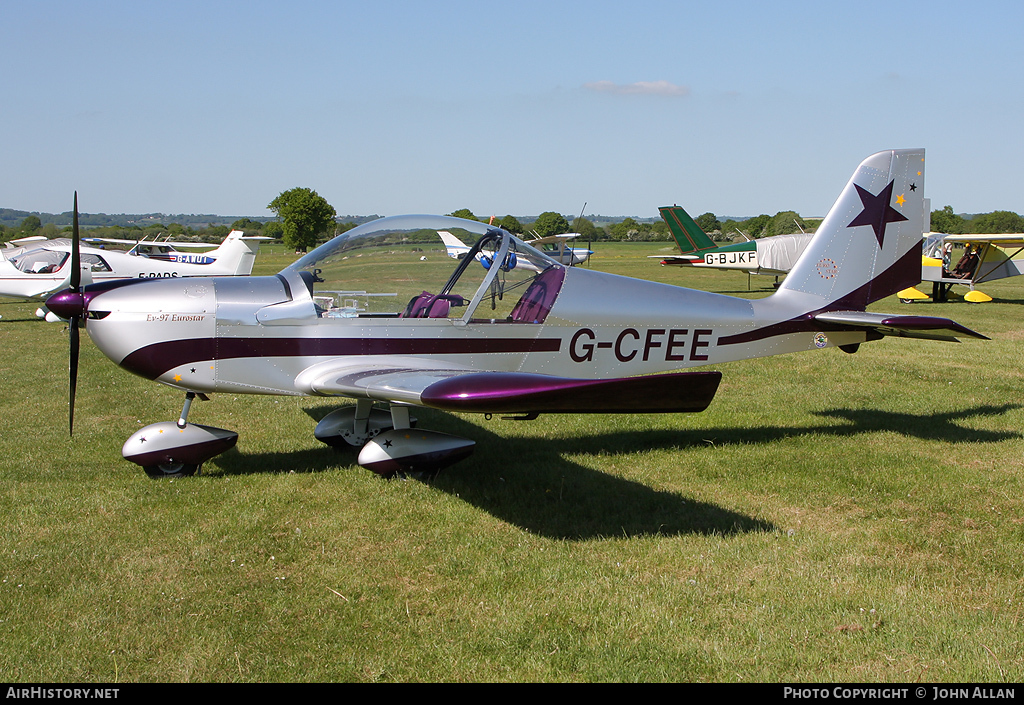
[659,206,718,255]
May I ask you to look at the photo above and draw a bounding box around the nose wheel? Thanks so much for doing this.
[142,462,200,479]
[123,392,238,479]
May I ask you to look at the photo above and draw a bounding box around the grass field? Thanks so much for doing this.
[1,242,1022,682]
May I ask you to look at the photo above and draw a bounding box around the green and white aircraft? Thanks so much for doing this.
[653,205,812,277]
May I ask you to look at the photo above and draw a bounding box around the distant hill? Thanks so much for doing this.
[0,208,661,231]
[0,208,391,231]
[0,208,269,230]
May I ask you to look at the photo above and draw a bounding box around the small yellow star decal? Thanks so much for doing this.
[173,374,182,382]
[896,194,906,206]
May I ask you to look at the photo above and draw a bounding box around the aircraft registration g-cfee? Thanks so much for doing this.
[48,149,986,479]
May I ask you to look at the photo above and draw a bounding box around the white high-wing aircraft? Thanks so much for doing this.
[440,230,592,266]
[0,229,268,318]
[48,150,985,479]
[897,232,1024,303]
[526,233,592,266]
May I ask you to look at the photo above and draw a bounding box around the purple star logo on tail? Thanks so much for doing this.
[848,179,907,248]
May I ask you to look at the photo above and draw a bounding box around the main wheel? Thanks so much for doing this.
[143,462,200,479]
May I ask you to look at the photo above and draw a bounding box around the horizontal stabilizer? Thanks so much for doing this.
[813,311,988,342]
[420,370,722,414]
[648,254,700,262]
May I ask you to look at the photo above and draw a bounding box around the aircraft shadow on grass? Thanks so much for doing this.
[205,402,1020,541]
[207,405,774,540]
[0,307,42,324]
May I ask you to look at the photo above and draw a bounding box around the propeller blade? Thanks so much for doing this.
[69,316,79,436]
[69,193,81,435]
[70,192,81,292]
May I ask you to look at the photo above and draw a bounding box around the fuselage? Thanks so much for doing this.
[79,263,867,399]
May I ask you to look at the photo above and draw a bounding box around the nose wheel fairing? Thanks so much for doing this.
[122,421,238,476]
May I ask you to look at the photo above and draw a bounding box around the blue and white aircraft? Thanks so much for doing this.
[1,229,267,319]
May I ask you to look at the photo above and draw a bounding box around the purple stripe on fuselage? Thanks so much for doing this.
[119,336,563,380]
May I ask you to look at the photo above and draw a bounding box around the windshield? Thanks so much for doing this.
[923,233,946,259]
[283,215,565,323]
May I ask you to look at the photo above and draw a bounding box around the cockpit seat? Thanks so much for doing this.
[400,291,465,318]
[509,266,565,323]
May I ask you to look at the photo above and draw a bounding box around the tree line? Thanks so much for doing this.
[3,190,1022,250]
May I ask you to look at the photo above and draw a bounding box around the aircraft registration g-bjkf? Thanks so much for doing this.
[48,149,985,479]
[0,229,267,319]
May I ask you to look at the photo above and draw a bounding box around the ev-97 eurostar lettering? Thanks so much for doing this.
[145,313,207,322]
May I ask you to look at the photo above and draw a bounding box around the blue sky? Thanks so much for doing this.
[5,0,1024,220]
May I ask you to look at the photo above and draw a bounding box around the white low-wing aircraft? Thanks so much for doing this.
[0,228,268,318]
[48,150,985,479]
[653,205,812,276]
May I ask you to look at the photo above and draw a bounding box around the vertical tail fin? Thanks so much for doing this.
[437,231,472,259]
[205,230,263,275]
[777,149,926,310]
[659,206,718,255]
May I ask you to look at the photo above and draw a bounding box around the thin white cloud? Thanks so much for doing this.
[584,80,690,97]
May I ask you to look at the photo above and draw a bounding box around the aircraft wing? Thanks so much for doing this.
[83,238,226,249]
[297,360,722,414]
[813,311,989,342]
[8,235,48,246]
[529,233,581,246]
[941,233,1024,247]
[83,232,269,248]
[162,237,272,248]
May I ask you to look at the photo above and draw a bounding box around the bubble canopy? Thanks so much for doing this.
[281,215,565,323]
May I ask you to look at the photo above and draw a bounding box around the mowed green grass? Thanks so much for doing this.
[1,242,1023,682]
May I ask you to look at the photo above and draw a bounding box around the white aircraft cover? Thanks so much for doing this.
[758,233,813,272]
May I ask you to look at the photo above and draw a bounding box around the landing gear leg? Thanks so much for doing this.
[178,391,197,428]
[314,399,417,448]
[390,404,412,431]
